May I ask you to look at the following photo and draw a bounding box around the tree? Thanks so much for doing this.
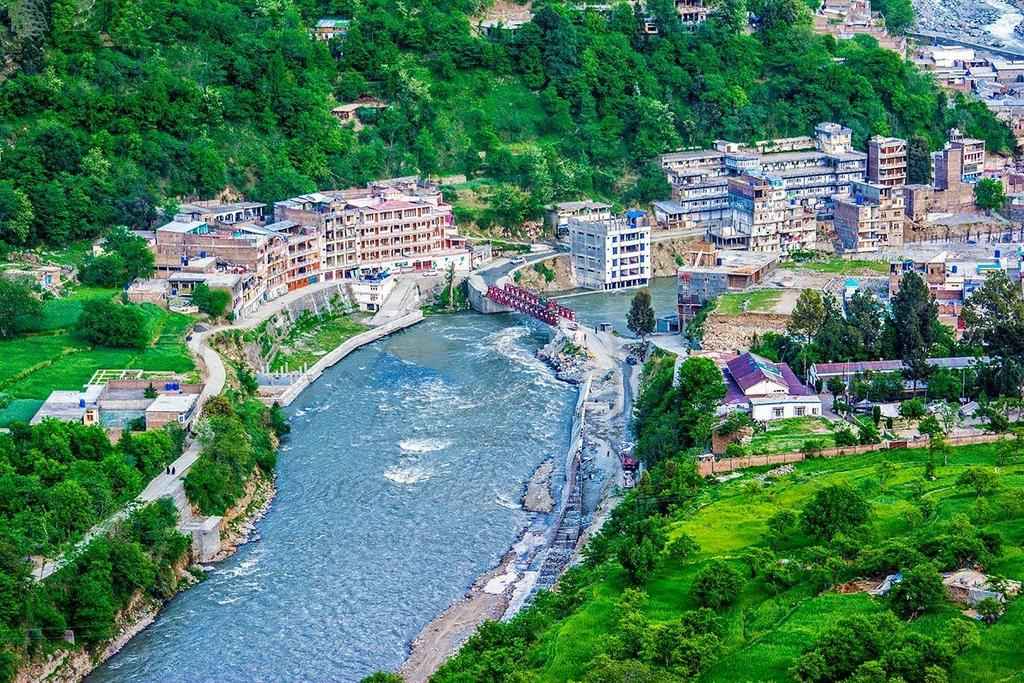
[675,357,728,451]
[0,278,43,338]
[691,560,745,608]
[907,135,932,185]
[889,272,938,393]
[962,271,1024,398]
[627,288,656,343]
[191,283,231,318]
[0,181,34,245]
[104,226,156,282]
[788,289,826,343]
[827,376,846,397]
[800,485,870,541]
[889,562,946,618]
[900,398,926,419]
[956,467,999,497]
[847,290,884,359]
[973,178,1006,214]
[76,299,150,348]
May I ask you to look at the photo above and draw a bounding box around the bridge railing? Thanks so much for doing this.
[486,283,576,325]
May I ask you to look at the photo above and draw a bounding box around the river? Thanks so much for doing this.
[87,278,676,683]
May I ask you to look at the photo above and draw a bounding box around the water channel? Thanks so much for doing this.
[88,278,676,683]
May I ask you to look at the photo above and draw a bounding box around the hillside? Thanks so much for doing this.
[0,0,1015,246]
[434,352,1024,682]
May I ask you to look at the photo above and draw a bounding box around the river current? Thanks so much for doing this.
[88,278,676,683]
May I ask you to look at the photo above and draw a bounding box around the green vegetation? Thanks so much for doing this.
[974,177,1007,215]
[746,416,838,455]
[714,289,783,315]
[0,278,42,338]
[79,227,155,288]
[626,288,655,342]
[76,299,153,349]
[0,0,1013,248]
[267,309,369,372]
[191,283,232,319]
[793,258,890,275]
[435,353,1024,683]
[0,301,194,400]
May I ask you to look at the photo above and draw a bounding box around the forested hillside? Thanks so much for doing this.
[0,0,1014,246]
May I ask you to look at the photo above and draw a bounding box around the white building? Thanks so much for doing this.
[568,212,651,290]
[349,272,397,312]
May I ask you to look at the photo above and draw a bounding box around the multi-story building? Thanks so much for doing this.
[274,177,471,281]
[834,181,905,253]
[719,173,818,254]
[545,200,613,237]
[568,211,651,290]
[906,129,987,222]
[657,123,867,237]
[867,136,907,187]
[175,200,267,226]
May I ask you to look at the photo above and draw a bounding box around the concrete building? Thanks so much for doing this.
[722,352,822,421]
[905,129,987,222]
[676,0,708,26]
[312,17,350,41]
[676,250,779,325]
[834,180,905,253]
[809,356,986,389]
[330,97,387,132]
[568,211,651,290]
[175,200,267,226]
[545,200,613,237]
[657,123,867,239]
[126,278,171,306]
[719,173,818,254]
[274,177,470,281]
[867,136,907,187]
[145,393,199,430]
[348,271,397,312]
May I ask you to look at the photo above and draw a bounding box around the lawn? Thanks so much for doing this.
[714,288,783,315]
[793,257,890,275]
[520,442,1024,683]
[747,416,838,455]
[270,313,370,372]
[21,286,119,333]
[0,303,195,400]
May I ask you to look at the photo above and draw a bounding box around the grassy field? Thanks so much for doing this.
[0,298,195,400]
[748,416,839,455]
[715,289,783,315]
[793,257,890,275]
[270,313,370,372]
[519,443,1024,683]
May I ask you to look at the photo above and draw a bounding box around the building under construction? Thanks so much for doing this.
[676,249,780,327]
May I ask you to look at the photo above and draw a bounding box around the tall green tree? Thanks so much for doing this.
[888,272,938,393]
[962,271,1024,398]
[0,278,42,338]
[974,178,1006,214]
[627,288,656,342]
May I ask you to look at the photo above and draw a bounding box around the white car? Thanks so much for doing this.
[510,257,526,265]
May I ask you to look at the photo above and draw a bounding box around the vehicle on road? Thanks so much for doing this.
[510,257,526,265]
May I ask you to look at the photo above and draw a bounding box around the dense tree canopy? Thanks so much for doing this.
[0,0,1013,248]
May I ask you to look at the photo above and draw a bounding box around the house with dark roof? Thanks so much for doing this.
[723,352,822,421]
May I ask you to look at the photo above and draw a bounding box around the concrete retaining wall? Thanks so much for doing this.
[267,310,425,406]
[467,273,513,314]
[699,432,1008,476]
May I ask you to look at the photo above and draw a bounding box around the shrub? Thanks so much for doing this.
[800,485,870,541]
[889,562,947,619]
[834,427,857,447]
[900,398,926,419]
[192,283,231,318]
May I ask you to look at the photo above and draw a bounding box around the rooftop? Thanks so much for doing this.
[146,393,198,414]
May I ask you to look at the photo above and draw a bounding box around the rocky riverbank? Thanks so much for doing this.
[913,0,1024,46]
[522,459,555,513]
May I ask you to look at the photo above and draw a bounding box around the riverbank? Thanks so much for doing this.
[399,324,629,681]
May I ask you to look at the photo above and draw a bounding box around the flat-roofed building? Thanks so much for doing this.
[145,393,199,430]
[834,180,905,253]
[676,249,779,325]
[175,200,267,227]
[568,211,651,290]
[725,174,817,254]
[867,135,907,187]
[275,177,470,280]
[545,200,613,237]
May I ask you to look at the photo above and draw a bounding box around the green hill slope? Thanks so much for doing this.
[0,0,1014,245]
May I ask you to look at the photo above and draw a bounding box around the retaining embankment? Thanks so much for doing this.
[700,432,1010,476]
[265,310,424,406]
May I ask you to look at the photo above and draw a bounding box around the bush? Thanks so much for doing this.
[725,442,746,458]
[900,398,926,419]
[691,560,745,609]
[192,283,231,318]
[834,427,858,447]
[75,299,150,348]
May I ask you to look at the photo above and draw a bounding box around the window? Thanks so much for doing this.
[795,407,805,417]
[772,407,784,418]
[811,407,819,415]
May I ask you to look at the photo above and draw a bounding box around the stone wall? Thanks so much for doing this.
[699,432,1007,476]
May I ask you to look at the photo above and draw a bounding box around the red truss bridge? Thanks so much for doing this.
[485,283,577,326]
